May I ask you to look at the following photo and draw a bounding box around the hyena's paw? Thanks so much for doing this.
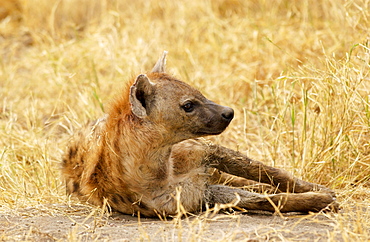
[309,192,339,213]
[321,195,340,213]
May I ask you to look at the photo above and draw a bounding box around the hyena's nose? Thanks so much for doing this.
[222,108,234,122]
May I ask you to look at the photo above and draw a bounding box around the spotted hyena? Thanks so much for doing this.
[62,51,338,217]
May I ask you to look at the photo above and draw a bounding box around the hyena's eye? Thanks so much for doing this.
[182,101,195,112]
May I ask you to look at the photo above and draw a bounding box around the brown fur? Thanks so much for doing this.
[62,52,338,217]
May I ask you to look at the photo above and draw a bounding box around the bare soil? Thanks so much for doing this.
[0,204,343,241]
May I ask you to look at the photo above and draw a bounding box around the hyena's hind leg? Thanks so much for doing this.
[206,185,338,213]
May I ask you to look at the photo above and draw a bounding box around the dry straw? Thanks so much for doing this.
[0,0,369,240]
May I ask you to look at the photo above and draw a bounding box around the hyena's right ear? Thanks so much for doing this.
[151,51,168,73]
[129,74,155,118]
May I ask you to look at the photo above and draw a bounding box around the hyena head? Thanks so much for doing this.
[129,51,234,143]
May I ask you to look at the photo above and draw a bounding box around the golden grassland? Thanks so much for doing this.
[0,0,369,240]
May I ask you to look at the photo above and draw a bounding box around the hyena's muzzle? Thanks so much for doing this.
[195,100,234,135]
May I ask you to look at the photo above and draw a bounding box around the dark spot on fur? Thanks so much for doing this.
[73,181,80,193]
[90,172,97,181]
[68,147,78,160]
[98,152,104,164]
[155,167,167,180]
[111,195,119,205]
[111,193,131,207]
[126,195,135,204]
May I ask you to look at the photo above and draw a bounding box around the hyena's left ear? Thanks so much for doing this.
[151,51,168,73]
[129,74,155,118]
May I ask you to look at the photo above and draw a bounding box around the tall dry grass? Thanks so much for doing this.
[0,0,369,240]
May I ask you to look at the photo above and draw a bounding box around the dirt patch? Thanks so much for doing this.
[0,204,344,241]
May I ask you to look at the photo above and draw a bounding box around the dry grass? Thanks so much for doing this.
[0,0,369,241]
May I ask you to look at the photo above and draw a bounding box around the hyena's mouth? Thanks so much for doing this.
[195,123,232,136]
[196,107,234,136]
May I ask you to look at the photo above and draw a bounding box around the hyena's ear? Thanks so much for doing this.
[151,51,168,73]
[129,74,155,118]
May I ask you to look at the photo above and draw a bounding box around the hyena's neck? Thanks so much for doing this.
[105,114,173,183]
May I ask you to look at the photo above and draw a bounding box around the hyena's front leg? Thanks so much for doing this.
[206,144,335,196]
[206,185,338,213]
[209,169,278,193]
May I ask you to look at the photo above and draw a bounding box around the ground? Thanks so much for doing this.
[1,205,349,241]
